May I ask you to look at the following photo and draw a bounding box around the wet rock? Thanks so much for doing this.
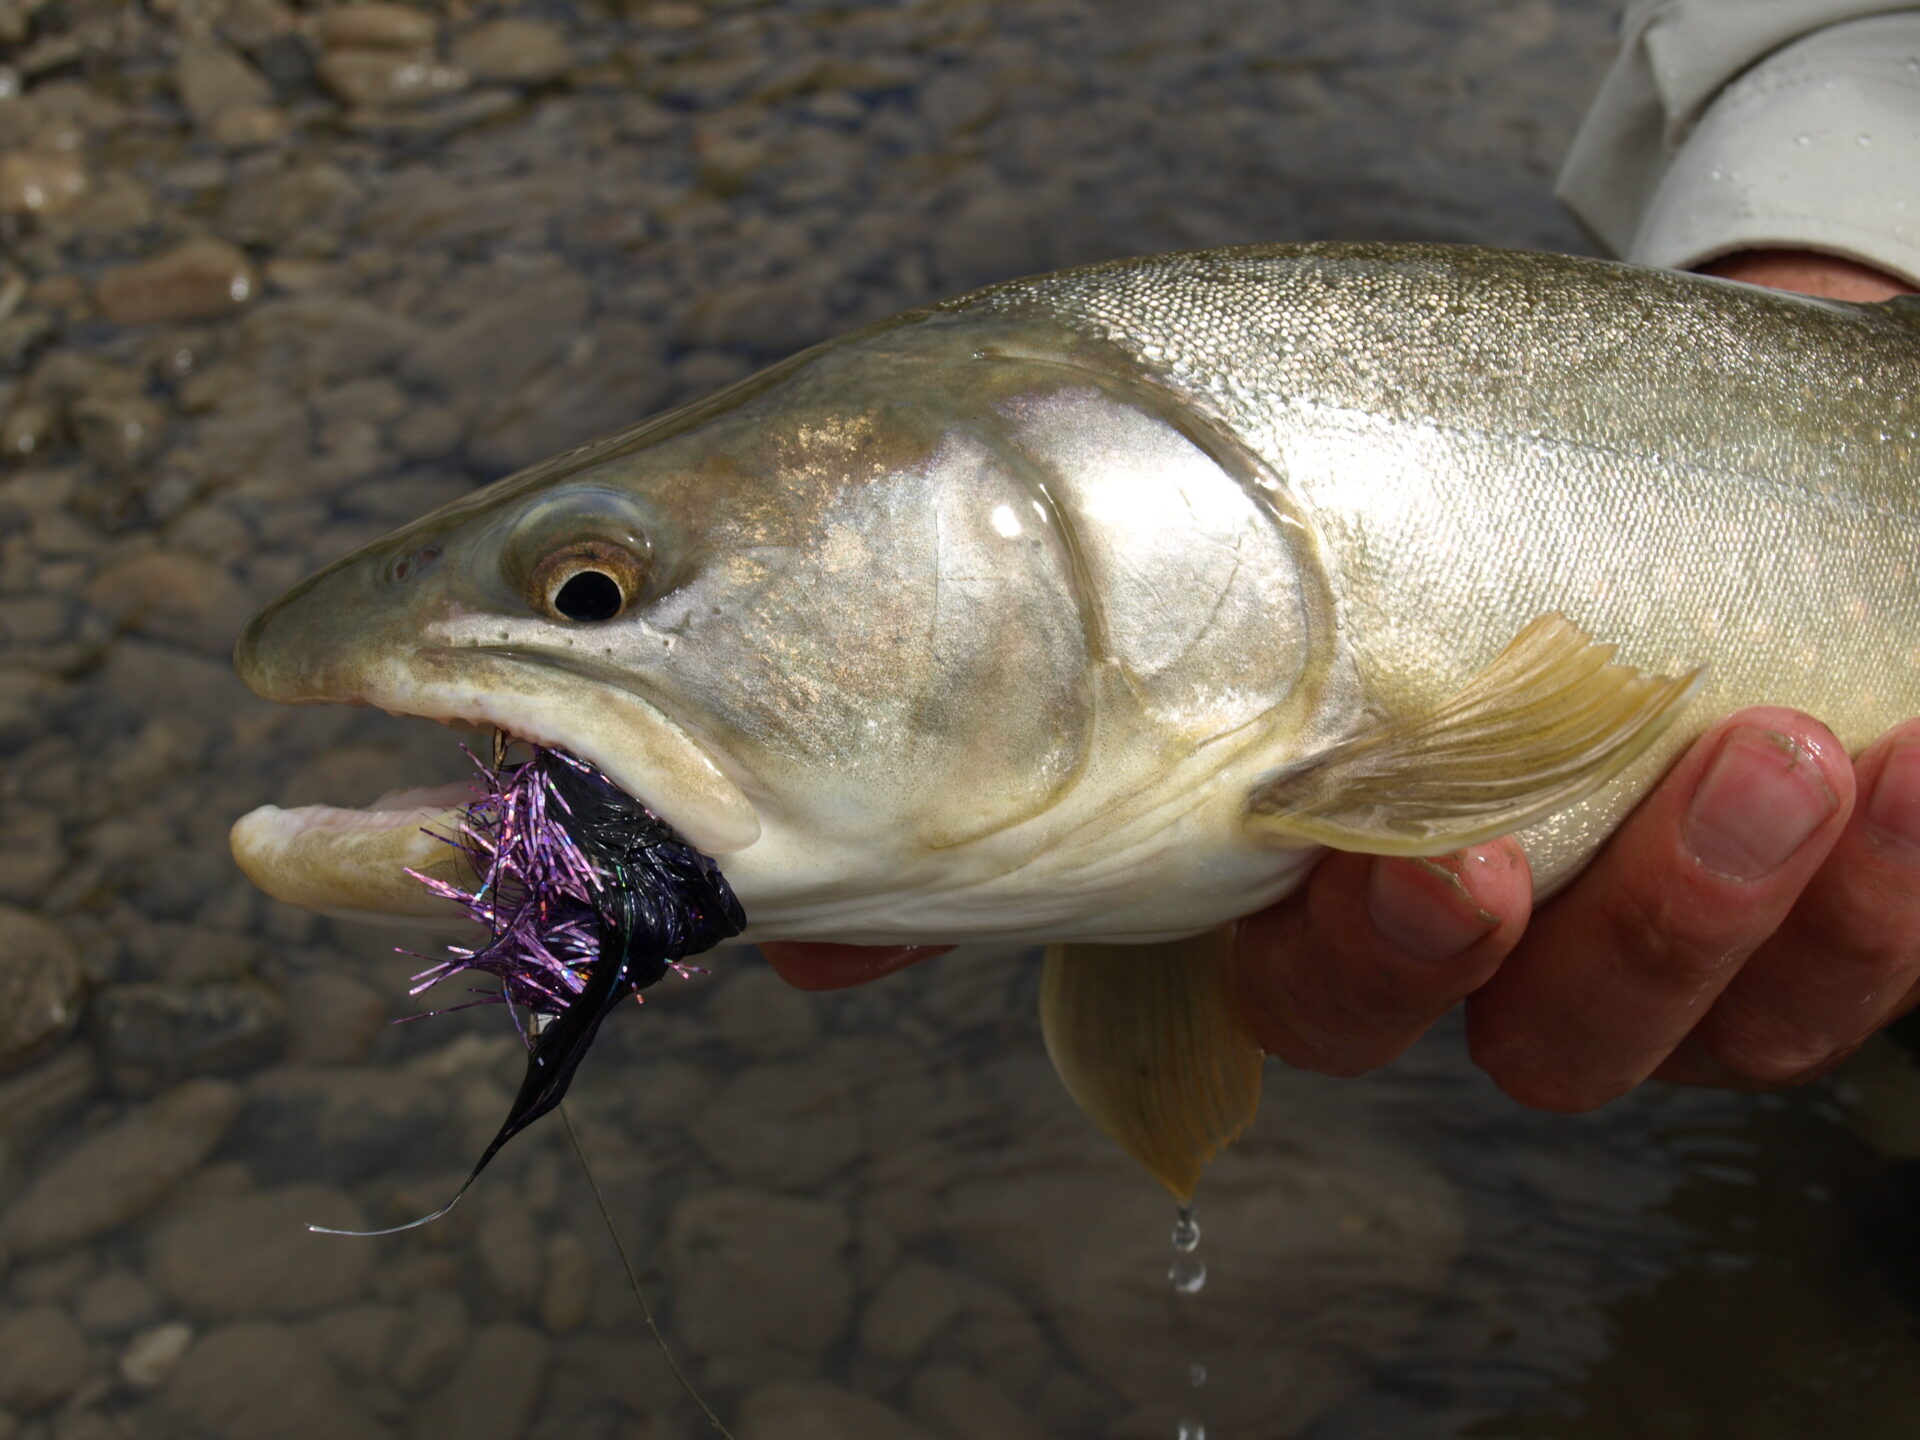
[315,3,436,51]
[146,1185,372,1318]
[0,151,86,215]
[1,400,56,458]
[119,1320,193,1388]
[451,19,571,85]
[284,971,387,1064]
[0,1307,90,1415]
[175,39,273,130]
[9,1250,94,1303]
[96,240,257,327]
[919,70,998,134]
[386,1291,470,1397]
[908,1365,1051,1440]
[67,394,165,471]
[239,297,416,384]
[688,1051,863,1190]
[389,400,462,459]
[0,904,84,1071]
[301,1302,402,1386]
[475,1195,541,1307]
[858,1261,959,1364]
[162,1322,394,1440]
[410,1323,547,1440]
[1,1078,243,1258]
[735,1380,938,1440]
[94,981,285,1095]
[666,1188,854,1386]
[0,1046,96,1160]
[74,1270,159,1336]
[400,270,590,406]
[710,964,821,1056]
[209,104,288,149]
[538,1234,594,1335]
[83,551,249,653]
[235,1064,453,1184]
[63,174,154,236]
[317,50,466,108]
[338,86,517,140]
[225,163,364,246]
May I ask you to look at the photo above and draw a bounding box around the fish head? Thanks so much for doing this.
[232,319,1124,934]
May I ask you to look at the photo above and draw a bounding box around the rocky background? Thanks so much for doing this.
[7,1,1920,1438]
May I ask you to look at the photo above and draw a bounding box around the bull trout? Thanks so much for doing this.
[230,243,1920,1199]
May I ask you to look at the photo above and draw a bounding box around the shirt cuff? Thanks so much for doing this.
[1628,11,1920,284]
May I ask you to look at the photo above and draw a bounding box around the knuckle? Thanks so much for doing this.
[1600,887,1745,992]
[1468,1035,1616,1114]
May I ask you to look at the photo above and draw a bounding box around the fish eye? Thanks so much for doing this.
[530,540,648,624]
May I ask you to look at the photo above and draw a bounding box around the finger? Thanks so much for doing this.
[759,942,954,991]
[1231,841,1531,1077]
[1658,719,1920,1087]
[1466,708,1854,1111]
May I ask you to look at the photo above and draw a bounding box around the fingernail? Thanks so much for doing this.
[1683,726,1837,880]
[1865,738,1920,858]
[1366,857,1498,962]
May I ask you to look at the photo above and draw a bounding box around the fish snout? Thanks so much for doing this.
[234,535,440,704]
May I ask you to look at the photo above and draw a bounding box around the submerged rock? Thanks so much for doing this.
[0,1307,90,1415]
[1,1078,243,1257]
[162,1322,394,1440]
[146,1185,373,1318]
[96,240,257,326]
[451,20,571,85]
[93,980,287,1095]
[736,1380,939,1440]
[0,903,85,1071]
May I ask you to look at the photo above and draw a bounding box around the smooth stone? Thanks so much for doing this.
[74,1270,158,1336]
[386,1291,470,1397]
[399,270,589,406]
[175,39,272,129]
[389,401,463,460]
[666,1188,854,1386]
[161,1322,394,1440]
[451,19,570,84]
[300,1302,402,1385]
[735,1380,938,1440]
[408,1323,547,1440]
[315,3,436,50]
[82,551,248,653]
[0,400,56,458]
[283,971,387,1064]
[0,152,86,216]
[96,240,256,326]
[0,1047,96,1160]
[209,104,288,150]
[2,1079,242,1258]
[705,962,820,1058]
[145,1185,373,1318]
[907,1364,1052,1440]
[537,1234,594,1335]
[858,1261,959,1364]
[687,1053,862,1190]
[0,904,84,1071]
[67,393,166,470]
[234,1064,453,1185]
[119,1320,193,1388]
[93,981,287,1096]
[0,1307,90,1415]
[475,1196,541,1307]
[317,49,466,108]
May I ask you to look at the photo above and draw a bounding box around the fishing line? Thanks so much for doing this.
[562,1105,736,1440]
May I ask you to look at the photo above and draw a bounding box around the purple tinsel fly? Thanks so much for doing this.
[312,740,745,1237]
[404,744,628,1029]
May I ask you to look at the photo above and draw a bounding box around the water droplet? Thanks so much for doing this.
[1908,57,1920,75]
[1795,133,1812,146]
[1168,1255,1208,1293]
[1177,1422,1207,1440]
[1189,1363,1208,1389]
[1708,167,1725,181]
[1859,133,1873,147]
[1172,1206,1200,1251]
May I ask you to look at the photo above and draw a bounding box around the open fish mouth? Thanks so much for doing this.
[229,650,761,926]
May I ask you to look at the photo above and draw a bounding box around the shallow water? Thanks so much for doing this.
[4,0,1920,1437]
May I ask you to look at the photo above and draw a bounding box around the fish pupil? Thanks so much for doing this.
[554,569,623,622]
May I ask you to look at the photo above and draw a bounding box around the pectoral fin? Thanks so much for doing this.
[1246,612,1704,855]
[1040,928,1263,1204]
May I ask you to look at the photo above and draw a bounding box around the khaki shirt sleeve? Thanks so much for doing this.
[1557,3,1920,284]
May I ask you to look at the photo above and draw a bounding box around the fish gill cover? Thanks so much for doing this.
[316,741,745,1236]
